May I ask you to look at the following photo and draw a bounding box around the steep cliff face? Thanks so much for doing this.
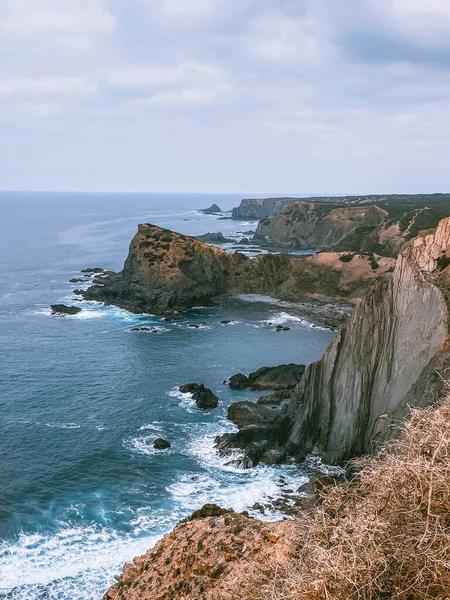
[286,217,450,464]
[216,218,450,466]
[257,202,387,249]
[255,198,450,256]
[84,224,395,315]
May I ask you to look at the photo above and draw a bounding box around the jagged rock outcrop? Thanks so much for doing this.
[196,232,232,243]
[257,202,386,249]
[50,304,82,316]
[200,203,222,214]
[217,218,450,466]
[231,197,300,220]
[103,509,294,600]
[228,364,305,390]
[84,224,395,315]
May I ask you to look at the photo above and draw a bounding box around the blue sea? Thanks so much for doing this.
[0,192,335,600]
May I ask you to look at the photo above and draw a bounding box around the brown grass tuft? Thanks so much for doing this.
[252,396,450,600]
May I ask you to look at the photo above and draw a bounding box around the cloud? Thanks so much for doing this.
[0,0,115,52]
[242,10,334,66]
[0,76,97,96]
[0,0,449,192]
[105,63,225,90]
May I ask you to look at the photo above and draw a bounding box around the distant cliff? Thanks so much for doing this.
[257,202,387,250]
[231,197,301,219]
[84,224,395,315]
[218,218,450,465]
[252,195,450,256]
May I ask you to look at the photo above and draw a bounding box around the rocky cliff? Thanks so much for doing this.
[231,197,301,220]
[254,196,450,256]
[84,224,395,315]
[257,202,387,249]
[218,218,450,466]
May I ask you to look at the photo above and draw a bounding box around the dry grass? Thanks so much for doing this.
[252,395,450,600]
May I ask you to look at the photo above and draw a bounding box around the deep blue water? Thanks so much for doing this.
[0,192,335,599]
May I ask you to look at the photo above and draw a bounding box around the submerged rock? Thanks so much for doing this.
[153,438,171,449]
[163,315,185,322]
[50,304,82,316]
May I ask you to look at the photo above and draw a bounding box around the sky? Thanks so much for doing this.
[1,0,450,194]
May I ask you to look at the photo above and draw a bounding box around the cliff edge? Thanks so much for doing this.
[218,218,450,466]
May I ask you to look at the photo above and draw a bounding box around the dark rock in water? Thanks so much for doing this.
[229,364,305,391]
[163,315,185,321]
[238,238,250,244]
[199,204,222,214]
[50,304,82,316]
[179,382,199,393]
[262,447,287,465]
[131,327,151,331]
[228,373,249,389]
[227,401,278,428]
[197,232,232,243]
[179,383,219,409]
[257,390,291,405]
[215,401,290,467]
[81,267,104,274]
[248,364,305,390]
[220,319,233,324]
[188,324,201,328]
[192,384,219,409]
[153,437,171,449]
[188,504,232,521]
[69,278,85,283]
[73,289,85,295]
[276,325,291,332]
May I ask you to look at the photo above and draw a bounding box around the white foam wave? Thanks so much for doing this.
[45,422,81,429]
[123,433,172,456]
[0,524,161,599]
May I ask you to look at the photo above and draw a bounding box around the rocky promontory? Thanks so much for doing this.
[217,217,450,466]
[83,223,395,316]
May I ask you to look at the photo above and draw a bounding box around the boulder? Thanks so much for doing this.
[257,390,291,405]
[229,364,304,391]
[81,267,104,273]
[73,289,85,295]
[248,364,305,390]
[228,373,249,389]
[179,383,199,393]
[69,278,85,283]
[179,383,219,409]
[188,504,232,521]
[220,319,233,324]
[192,384,219,410]
[153,438,171,449]
[50,304,82,316]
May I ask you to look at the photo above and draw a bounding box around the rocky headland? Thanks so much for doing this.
[217,217,450,466]
[250,194,450,255]
[83,223,394,318]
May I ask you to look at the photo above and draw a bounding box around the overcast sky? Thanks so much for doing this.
[1,0,450,194]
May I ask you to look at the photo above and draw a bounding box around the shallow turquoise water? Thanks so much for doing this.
[0,192,334,599]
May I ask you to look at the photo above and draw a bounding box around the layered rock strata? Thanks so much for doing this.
[218,218,450,465]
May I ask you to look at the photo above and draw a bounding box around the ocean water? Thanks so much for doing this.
[0,192,335,600]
